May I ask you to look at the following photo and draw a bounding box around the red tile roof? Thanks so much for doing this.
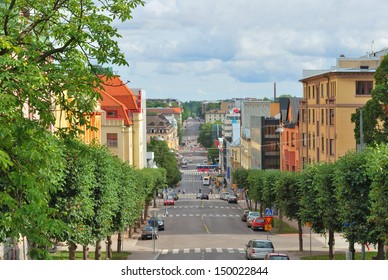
[98,75,139,111]
[147,108,182,114]
[97,88,132,125]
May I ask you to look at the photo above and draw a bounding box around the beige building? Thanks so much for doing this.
[146,114,178,151]
[299,50,388,166]
[205,109,227,123]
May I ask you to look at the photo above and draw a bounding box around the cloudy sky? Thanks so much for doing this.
[112,0,388,101]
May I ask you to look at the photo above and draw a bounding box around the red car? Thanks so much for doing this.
[164,196,175,206]
[251,217,267,231]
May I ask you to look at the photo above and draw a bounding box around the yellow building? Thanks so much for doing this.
[299,51,387,166]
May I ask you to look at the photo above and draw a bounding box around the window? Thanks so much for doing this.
[308,86,311,99]
[107,133,118,147]
[329,109,334,125]
[321,109,324,125]
[302,133,307,146]
[302,109,306,122]
[312,133,315,149]
[291,133,295,147]
[356,81,373,95]
[286,132,289,146]
[312,109,315,123]
[308,133,311,147]
[308,109,311,123]
[321,136,324,152]
[321,84,324,98]
[106,111,118,118]
[330,139,335,155]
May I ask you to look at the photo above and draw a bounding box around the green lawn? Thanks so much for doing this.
[301,251,379,260]
[272,217,299,234]
[49,250,132,260]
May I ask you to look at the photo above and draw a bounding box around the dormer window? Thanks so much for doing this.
[107,110,118,118]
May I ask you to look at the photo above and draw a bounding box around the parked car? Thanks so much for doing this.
[141,225,159,240]
[251,217,266,231]
[245,239,274,260]
[264,253,290,260]
[227,195,238,204]
[201,193,209,200]
[241,210,251,221]
[164,196,175,206]
[246,212,261,227]
[196,193,202,199]
[220,192,230,201]
[148,217,165,231]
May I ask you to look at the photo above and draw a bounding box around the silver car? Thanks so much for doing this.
[246,211,261,227]
[245,239,274,260]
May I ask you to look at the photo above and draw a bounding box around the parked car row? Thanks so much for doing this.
[141,215,165,240]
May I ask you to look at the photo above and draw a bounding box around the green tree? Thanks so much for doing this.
[334,150,372,260]
[147,138,181,187]
[365,144,388,259]
[352,55,388,146]
[247,170,265,212]
[274,171,302,237]
[197,123,213,148]
[0,119,67,259]
[52,139,96,260]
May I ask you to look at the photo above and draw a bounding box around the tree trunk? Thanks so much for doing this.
[95,240,102,260]
[297,220,303,251]
[328,230,335,260]
[144,200,150,219]
[278,210,283,233]
[376,239,385,260]
[254,201,257,211]
[128,226,133,238]
[117,232,122,252]
[69,242,77,260]
[82,246,89,260]
[348,240,355,260]
[106,236,113,259]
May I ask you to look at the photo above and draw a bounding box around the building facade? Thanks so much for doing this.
[299,51,387,167]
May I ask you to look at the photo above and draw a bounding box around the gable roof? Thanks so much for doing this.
[147,108,182,115]
[97,88,132,125]
[98,75,139,111]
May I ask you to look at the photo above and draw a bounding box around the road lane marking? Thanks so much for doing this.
[227,248,234,253]
[161,249,168,254]
[205,248,212,253]
[184,249,190,254]
[216,248,223,253]
[238,248,245,253]
[172,249,179,254]
[201,214,210,234]
[194,248,201,253]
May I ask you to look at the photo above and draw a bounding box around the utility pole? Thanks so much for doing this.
[359,108,366,260]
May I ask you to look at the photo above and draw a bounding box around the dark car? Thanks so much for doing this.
[200,193,209,200]
[264,253,290,260]
[148,217,165,231]
[241,210,250,221]
[227,195,238,204]
[141,225,159,240]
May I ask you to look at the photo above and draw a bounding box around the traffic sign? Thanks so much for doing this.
[264,216,273,225]
[265,208,273,216]
[265,224,272,231]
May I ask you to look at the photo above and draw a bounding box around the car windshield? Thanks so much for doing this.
[167,196,173,200]
[269,256,289,260]
[255,218,265,222]
[253,241,273,248]
[143,226,154,231]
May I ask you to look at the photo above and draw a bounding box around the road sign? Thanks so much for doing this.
[265,224,272,231]
[265,208,273,216]
[264,216,273,225]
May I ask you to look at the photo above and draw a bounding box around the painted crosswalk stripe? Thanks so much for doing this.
[205,248,212,253]
[227,248,234,253]
[172,249,179,254]
[238,248,245,253]
[216,248,223,253]
[194,248,201,253]
[161,249,169,255]
[183,249,190,254]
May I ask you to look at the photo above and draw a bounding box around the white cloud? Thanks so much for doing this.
[111,0,388,100]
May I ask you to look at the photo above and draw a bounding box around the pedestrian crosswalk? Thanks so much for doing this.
[165,213,241,218]
[171,205,241,209]
[160,248,245,255]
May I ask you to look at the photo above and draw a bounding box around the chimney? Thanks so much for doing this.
[274,82,277,100]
